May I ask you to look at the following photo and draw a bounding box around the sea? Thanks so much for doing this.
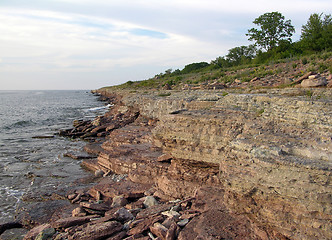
[0,90,109,237]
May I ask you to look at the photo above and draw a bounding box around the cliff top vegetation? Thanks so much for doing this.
[102,12,332,91]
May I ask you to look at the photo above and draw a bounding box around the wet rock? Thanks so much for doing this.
[35,228,56,240]
[64,151,94,160]
[143,196,159,208]
[23,224,52,240]
[32,135,54,139]
[69,221,122,240]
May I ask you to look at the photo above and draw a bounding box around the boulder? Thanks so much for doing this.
[301,77,327,87]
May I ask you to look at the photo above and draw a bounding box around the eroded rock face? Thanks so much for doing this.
[19,89,330,240]
[107,89,331,240]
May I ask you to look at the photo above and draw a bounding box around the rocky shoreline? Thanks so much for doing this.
[1,84,331,239]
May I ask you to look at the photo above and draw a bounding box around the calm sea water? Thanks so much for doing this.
[0,90,108,225]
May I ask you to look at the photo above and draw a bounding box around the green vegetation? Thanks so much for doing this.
[106,12,331,91]
[246,12,295,51]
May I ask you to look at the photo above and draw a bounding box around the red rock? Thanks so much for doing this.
[51,215,99,229]
[166,222,179,240]
[23,223,51,240]
[157,153,172,162]
[106,231,127,240]
[69,221,122,240]
[80,202,111,212]
[150,222,168,239]
[127,215,163,236]
[136,204,172,220]
[72,207,86,217]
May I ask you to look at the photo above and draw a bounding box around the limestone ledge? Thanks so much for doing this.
[95,88,331,240]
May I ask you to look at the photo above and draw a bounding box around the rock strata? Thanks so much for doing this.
[13,87,332,240]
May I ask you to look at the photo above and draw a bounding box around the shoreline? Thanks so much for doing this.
[2,87,331,239]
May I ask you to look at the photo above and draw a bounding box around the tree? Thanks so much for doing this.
[246,12,295,51]
[226,45,256,65]
[301,13,332,51]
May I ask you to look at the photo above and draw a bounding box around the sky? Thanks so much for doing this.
[0,0,331,90]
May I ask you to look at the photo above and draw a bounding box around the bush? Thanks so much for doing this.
[182,62,210,74]
[302,58,308,65]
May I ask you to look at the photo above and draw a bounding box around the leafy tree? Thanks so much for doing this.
[181,62,209,74]
[210,57,231,69]
[301,13,332,51]
[246,12,295,51]
[226,45,256,64]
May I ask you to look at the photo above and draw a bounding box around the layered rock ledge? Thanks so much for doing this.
[8,87,330,240]
[88,88,331,240]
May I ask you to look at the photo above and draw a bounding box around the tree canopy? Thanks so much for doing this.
[301,13,332,51]
[246,12,295,51]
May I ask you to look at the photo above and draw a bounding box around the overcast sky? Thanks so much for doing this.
[0,0,331,90]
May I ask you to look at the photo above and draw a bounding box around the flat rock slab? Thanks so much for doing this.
[69,221,122,240]
[51,215,99,229]
[89,179,151,200]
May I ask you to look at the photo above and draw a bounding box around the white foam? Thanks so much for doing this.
[85,104,112,112]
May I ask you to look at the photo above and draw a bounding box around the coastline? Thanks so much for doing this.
[2,87,331,240]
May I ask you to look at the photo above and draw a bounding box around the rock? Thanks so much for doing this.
[80,202,111,212]
[112,195,128,208]
[250,77,260,82]
[72,207,86,217]
[301,77,327,87]
[95,169,105,177]
[69,221,122,240]
[149,222,168,239]
[308,74,320,79]
[143,196,159,208]
[161,210,180,221]
[23,224,51,240]
[51,215,99,229]
[105,231,127,240]
[67,193,77,200]
[157,154,172,162]
[64,151,94,160]
[136,204,172,220]
[166,222,179,240]
[113,207,134,222]
[35,228,56,240]
[32,135,54,139]
[177,218,189,227]
[128,215,164,236]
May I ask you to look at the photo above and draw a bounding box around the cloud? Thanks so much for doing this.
[0,0,331,89]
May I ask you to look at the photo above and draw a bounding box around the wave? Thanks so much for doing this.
[3,120,36,130]
[84,104,112,112]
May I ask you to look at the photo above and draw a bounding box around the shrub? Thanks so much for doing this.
[302,58,308,65]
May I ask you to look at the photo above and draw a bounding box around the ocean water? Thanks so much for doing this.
[0,90,109,225]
